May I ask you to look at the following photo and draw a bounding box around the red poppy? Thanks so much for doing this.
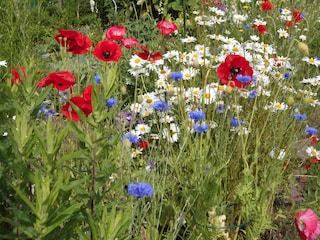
[217,54,253,88]
[93,40,122,62]
[260,0,272,12]
[295,208,320,240]
[106,25,126,41]
[135,45,162,62]
[54,29,92,54]
[157,20,178,35]
[139,141,149,150]
[121,37,140,49]
[253,24,267,34]
[286,6,304,28]
[61,85,93,121]
[11,66,26,86]
[37,71,76,91]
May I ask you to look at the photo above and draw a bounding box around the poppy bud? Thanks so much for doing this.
[303,96,311,105]
[298,42,309,56]
[287,96,295,106]
[137,95,143,104]
[120,86,127,95]
[226,86,233,94]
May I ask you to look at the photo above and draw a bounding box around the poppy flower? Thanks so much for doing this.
[260,0,273,12]
[11,66,26,86]
[37,71,76,91]
[286,6,304,28]
[253,24,267,34]
[135,45,162,62]
[121,37,140,49]
[93,40,122,62]
[105,25,126,41]
[217,54,253,88]
[294,208,320,240]
[139,141,149,150]
[61,85,93,121]
[54,29,92,54]
[157,20,178,35]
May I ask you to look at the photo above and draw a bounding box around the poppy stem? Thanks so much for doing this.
[182,0,186,37]
[112,0,117,25]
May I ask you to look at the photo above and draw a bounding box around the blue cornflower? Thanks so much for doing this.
[306,127,318,135]
[37,104,55,119]
[249,90,257,99]
[106,97,117,108]
[94,75,101,84]
[284,73,290,80]
[293,113,307,121]
[122,133,139,143]
[127,182,154,198]
[245,24,251,30]
[216,104,225,114]
[230,116,242,127]
[170,72,183,81]
[189,111,205,121]
[300,13,305,19]
[236,74,252,84]
[193,123,209,133]
[279,8,283,13]
[153,101,169,111]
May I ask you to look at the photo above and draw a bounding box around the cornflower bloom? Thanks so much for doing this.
[153,101,169,111]
[306,127,318,135]
[189,111,205,121]
[193,123,209,133]
[106,97,117,108]
[127,182,154,198]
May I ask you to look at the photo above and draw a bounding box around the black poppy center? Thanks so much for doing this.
[230,67,242,76]
[102,51,111,59]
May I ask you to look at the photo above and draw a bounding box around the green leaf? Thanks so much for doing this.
[12,186,37,216]
[60,176,89,192]
[45,203,83,235]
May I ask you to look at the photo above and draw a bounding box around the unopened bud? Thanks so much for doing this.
[298,42,309,56]
[303,96,311,105]
[287,96,295,106]
[137,95,143,104]
[225,85,233,94]
[120,86,127,95]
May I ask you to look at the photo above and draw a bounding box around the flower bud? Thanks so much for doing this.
[120,86,127,95]
[298,42,309,56]
[226,86,233,94]
[303,96,311,105]
[137,95,143,104]
[287,96,295,106]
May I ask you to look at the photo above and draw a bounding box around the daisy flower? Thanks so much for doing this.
[181,36,197,43]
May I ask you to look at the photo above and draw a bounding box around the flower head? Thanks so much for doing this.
[121,37,140,49]
[105,25,126,40]
[295,208,320,240]
[37,71,76,91]
[93,40,122,62]
[170,72,183,81]
[153,101,169,111]
[157,20,178,35]
[54,29,92,54]
[11,66,26,86]
[106,97,117,108]
[127,182,154,198]
[306,127,318,136]
[61,85,93,121]
[217,54,253,88]
[260,0,273,12]
[192,123,209,133]
[189,111,206,121]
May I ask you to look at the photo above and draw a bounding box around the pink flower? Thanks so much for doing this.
[105,26,126,40]
[121,37,140,49]
[295,208,320,240]
[157,20,177,35]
